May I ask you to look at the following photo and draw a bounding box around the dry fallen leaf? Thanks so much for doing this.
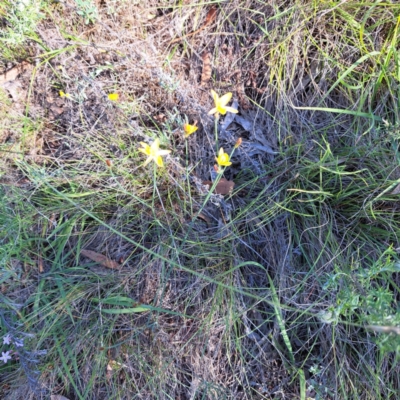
[365,325,400,334]
[80,249,121,270]
[197,212,211,226]
[202,178,235,195]
[106,359,126,381]
[106,361,113,381]
[204,5,218,26]
[37,255,44,273]
[2,80,24,102]
[200,51,212,86]
[0,61,32,85]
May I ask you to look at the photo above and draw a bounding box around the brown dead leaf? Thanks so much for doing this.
[106,361,113,381]
[37,255,44,273]
[0,61,32,85]
[204,5,218,25]
[202,178,235,195]
[197,213,211,226]
[200,52,212,86]
[80,249,121,270]
[106,359,126,381]
[2,80,24,102]
[49,104,65,119]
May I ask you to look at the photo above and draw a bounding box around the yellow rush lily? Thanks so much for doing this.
[139,139,171,167]
[208,90,238,116]
[108,93,119,101]
[59,90,70,98]
[215,148,232,167]
[183,123,198,138]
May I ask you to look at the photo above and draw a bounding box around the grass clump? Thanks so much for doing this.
[0,0,45,66]
[1,1,400,399]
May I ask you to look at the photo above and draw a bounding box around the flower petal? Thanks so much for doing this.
[215,148,232,167]
[224,106,238,114]
[3,335,11,345]
[211,90,219,104]
[208,107,217,115]
[139,143,151,155]
[157,150,171,156]
[155,156,164,167]
[0,351,12,363]
[184,124,198,136]
[142,157,152,166]
[217,105,227,115]
[150,139,160,152]
[108,93,119,101]
[219,92,232,106]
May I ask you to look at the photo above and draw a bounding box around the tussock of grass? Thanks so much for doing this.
[1,1,400,399]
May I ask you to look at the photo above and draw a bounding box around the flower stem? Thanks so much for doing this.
[152,163,157,215]
[194,169,224,219]
[214,115,219,153]
[185,138,189,168]
[196,138,240,217]
[185,138,193,215]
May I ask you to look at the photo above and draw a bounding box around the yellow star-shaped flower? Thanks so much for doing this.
[139,139,171,167]
[208,90,238,116]
[59,90,71,98]
[108,93,119,101]
[183,123,198,138]
[215,148,232,167]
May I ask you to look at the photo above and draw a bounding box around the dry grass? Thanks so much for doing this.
[1,1,400,399]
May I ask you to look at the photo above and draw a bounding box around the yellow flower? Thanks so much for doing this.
[108,93,119,101]
[139,139,171,167]
[183,123,198,138]
[208,90,238,116]
[59,90,70,98]
[215,148,232,167]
